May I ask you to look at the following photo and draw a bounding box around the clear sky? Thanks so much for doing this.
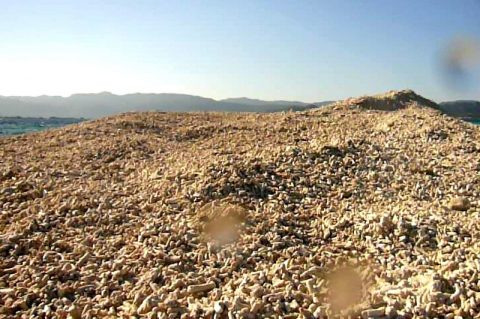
[0,0,479,102]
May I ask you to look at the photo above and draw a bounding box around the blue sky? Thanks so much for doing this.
[0,0,479,101]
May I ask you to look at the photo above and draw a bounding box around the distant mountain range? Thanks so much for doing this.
[438,100,480,121]
[0,92,478,120]
[0,92,333,118]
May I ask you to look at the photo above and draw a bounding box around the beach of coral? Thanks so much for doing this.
[1,91,479,318]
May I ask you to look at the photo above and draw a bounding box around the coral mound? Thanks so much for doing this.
[0,91,479,318]
[343,89,439,111]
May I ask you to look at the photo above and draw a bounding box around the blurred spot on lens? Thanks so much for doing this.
[440,36,480,92]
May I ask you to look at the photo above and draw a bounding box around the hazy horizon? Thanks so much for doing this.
[0,91,317,103]
[0,89,479,104]
[0,1,479,102]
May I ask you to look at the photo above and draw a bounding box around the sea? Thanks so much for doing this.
[0,117,85,136]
